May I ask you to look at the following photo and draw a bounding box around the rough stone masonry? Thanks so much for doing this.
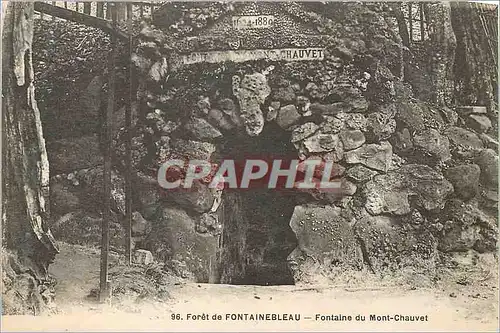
[103,2,498,285]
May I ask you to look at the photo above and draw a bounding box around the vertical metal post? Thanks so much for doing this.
[150,3,154,18]
[408,3,413,43]
[419,3,425,41]
[52,2,56,20]
[125,2,133,266]
[140,4,144,18]
[99,1,117,303]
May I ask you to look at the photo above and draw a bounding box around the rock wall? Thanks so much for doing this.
[45,2,497,285]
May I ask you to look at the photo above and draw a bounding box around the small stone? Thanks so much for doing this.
[291,122,319,143]
[310,103,349,116]
[133,249,154,265]
[218,98,237,116]
[170,139,216,161]
[390,128,413,154]
[320,116,345,134]
[184,117,222,140]
[273,86,296,104]
[339,130,366,150]
[266,106,278,122]
[345,113,368,131]
[344,141,393,172]
[303,133,343,158]
[208,109,236,131]
[341,179,357,196]
[160,120,180,135]
[276,105,301,130]
[132,212,152,236]
[346,165,378,183]
[149,58,168,82]
[439,107,458,125]
[367,112,396,141]
[267,101,281,121]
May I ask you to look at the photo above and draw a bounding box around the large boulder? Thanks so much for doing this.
[78,166,126,216]
[467,114,492,133]
[170,138,216,161]
[51,210,124,249]
[444,164,481,200]
[287,205,363,284]
[47,135,103,174]
[354,215,437,273]
[363,164,453,215]
[344,141,393,172]
[134,172,162,220]
[145,207,218,282]
[412,128,451,165]
[444,127,484,151]
[160,179,215,214]
[438,199,497,253]
[475,149,498,188]
[396,101,444,133]
[49,181,81,217]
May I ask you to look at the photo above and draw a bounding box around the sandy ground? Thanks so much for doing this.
[2,243,499,332]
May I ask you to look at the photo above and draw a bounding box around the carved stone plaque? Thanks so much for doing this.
[232,15,275,29]
[182,48,325,65]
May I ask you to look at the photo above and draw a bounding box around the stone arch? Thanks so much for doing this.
[112,2,489,285]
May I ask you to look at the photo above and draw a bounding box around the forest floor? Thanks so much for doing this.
[2,242,499,332]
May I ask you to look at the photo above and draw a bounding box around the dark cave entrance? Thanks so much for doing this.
[216,122,300,286]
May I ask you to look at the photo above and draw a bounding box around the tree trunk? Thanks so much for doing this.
[391,3,410,47]
[425,2,457,105]
[1,2,59,315]
[450,2,497,111]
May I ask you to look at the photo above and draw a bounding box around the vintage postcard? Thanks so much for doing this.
[1,0,498,331]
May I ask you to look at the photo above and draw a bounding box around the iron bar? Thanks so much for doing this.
[408,3,413,42]
[125,2,133,266]
[419,3,425,41]
[99,1,117,303]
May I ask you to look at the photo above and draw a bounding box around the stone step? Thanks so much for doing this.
[456,106,487,115]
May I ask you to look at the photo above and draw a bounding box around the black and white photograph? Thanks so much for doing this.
[1,0,498,331]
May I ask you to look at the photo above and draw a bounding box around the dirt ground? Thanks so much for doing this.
[2,242,499,332]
